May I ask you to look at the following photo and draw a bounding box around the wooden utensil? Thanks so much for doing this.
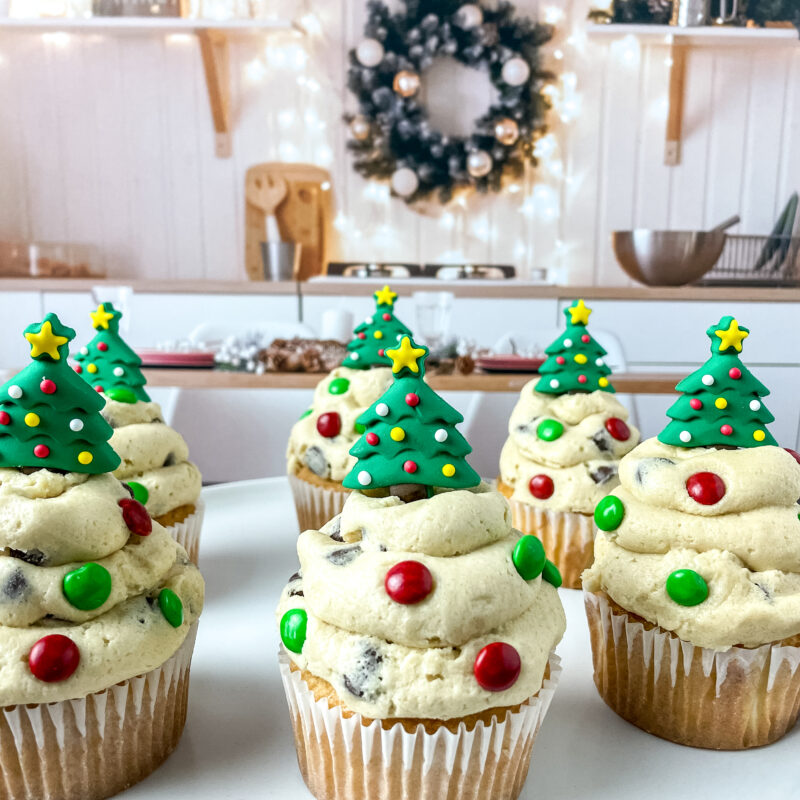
[246,174,287,243]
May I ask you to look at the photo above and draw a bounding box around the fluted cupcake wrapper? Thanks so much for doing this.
[585,590,800,749]
[0,624,198,800]
[278,649,561,800]
[164,499,205,564]
[507,501,594,589]
[288,473,349,533]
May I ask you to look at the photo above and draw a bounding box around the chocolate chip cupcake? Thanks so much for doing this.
[74,303,204,561]
[0,314,204,799]
[583,316,800,749]
[278,337,566,800]
[498,300,639,588]
[286,285,413,532]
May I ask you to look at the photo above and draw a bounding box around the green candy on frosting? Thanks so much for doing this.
[0,314,121,474]
[73,303,150,403]
[343,336,480,491]
[658,316,777,449]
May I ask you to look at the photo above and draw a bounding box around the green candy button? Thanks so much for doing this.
[328,377,350,395]
[537,418,564,442]
[299,408,313,420]
[666,569,708,607]
[158,588,184,628]
[594,495,625,531]
[542,560,562,588]
[107,387,137,404]
[63,563,112,611]
[127,481,149,505]
[354,422,366,435]
[280,608,308,654]
[512,535,546,581]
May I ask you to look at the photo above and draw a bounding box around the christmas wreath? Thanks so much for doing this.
[345,0,554,205]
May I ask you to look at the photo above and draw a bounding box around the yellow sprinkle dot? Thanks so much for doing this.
[715,397,727,410]
[598,377,609,388]
[574,353,587,364]
[753,430,766,442]
[373,331,384,340]
[390,426,405,442]
[78,451,93,465]
[442,464,456,478]
[87,364,98,374]
[24,413,40,428]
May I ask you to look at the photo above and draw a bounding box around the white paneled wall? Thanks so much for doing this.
[0,1,799,284]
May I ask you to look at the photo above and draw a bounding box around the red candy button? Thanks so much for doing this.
[378,349,385,357]
[556,356,565,365]
[357,333,366,340]
[0,412,9,425]
[366,432,379,445]
[119,499,152,536]
[785,448,800,465]
[474,642,521,692]
[73,364,83,374]
[529,475,554,500]
[405,392,420,407]
[720,424,733,436]
[316,412,342,438]
[686,472,726,505]
[382,313,391,321]
[581,334,590,343]
[729,367,742,380]
[40,379,56,395]
[403,460,418,473]
[98,342,108,351]
[689,398,702,410]
[577,374,587,384]
[33,444,50,458]
[95,385,104,393]
[385,561,433,605]
[605,417,631,441]
[29,635,80,683]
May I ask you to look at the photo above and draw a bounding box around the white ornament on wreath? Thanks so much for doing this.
[391,167,420,197]
[466,150,493,178]
[455,3,483,28]
[501,57,531,86]
[356,38,385,67]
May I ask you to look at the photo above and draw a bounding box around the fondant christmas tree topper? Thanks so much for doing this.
[73,303,150,404]
[343,335,481,491]
[658,316,777,449]
[0,314,120,473]
[343,285,413,370]
[535,300,615,395]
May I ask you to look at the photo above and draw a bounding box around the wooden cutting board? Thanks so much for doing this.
[244,163,333,281]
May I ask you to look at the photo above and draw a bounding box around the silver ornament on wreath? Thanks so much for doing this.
[501,57,531,86]
[391,167,419,197]
[455,3,483,28]
[466,150,493,178]
[356,38,384,67]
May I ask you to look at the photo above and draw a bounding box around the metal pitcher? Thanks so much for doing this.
[671,0,737,26]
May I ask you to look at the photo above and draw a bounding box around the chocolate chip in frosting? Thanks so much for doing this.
[343,645,383,701]
[592,430,612,453]
[304,446,331,479]
[755,582,773,602]
[2,568,29,600]
[9,548,46,567]
[389,483,428,503]
[163,453,177,468]
[590,465,617,485]
[634,457,676,486]
[327,517,343,542]
[326,545,362,566]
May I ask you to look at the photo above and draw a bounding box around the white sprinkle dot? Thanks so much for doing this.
[69,419,84,432]
[749,400,761,411]
[701,374,714,386]
[550,379,560,389]
[679,430,692,443]
[376,402,389,417]
[435,428,448,442]
[563,339,573,348]
[80,347,89,356]
[365,317,373,325]
[595,358,604,366]
[113,367,124,377]
[357,470,371,486]
[350,352,360,361]
[396,334,403,340]
[7,385,22,399]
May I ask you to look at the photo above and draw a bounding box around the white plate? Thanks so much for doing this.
[121,478,800,799]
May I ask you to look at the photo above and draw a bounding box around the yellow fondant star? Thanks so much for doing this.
[387,336,426,374]
[715,319,748,352]
[25,320,69,361]
[90,304,115,330]
[568,299,592,326]
[374,285,397,307]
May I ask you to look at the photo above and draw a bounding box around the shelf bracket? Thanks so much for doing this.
[197,29,232,158]
[665,41,687,166]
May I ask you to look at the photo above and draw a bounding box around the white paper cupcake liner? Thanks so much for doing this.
[278,648,561,800]
[508,500,594,589]
[163,499,204,563]
[0,624,198,800]
[288,473,349,533]
[585,590,800,749]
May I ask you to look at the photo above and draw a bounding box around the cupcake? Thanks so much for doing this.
[583,315,800,749]
[74,304,204,561]
[0,314,204,799]
[498,300,640,587]
[286,285,414,532]
[277,336,566,800]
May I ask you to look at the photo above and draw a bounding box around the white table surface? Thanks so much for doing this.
[121,477,800,800]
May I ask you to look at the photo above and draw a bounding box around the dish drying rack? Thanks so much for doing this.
[696,234,800,287]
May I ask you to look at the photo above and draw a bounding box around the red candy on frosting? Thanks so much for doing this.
[385,560,433,605]
[529,474,554,500]
[316,412,341,438]
[29,635,80,683]
[474,642,521,691]
[605,417,630,442]
[119,498,152,536]
[686,472,726,505]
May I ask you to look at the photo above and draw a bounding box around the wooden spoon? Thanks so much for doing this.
[246,173,288,242]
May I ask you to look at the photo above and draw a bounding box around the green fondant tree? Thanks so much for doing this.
[73,303,150,404]
[0,314,121,474]
[343,336,481,490]
[343,285,414,370]
[658,316,777,449]
[535,299,615,394]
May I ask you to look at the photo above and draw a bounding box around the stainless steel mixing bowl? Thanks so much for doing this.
[612,229,727,286]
